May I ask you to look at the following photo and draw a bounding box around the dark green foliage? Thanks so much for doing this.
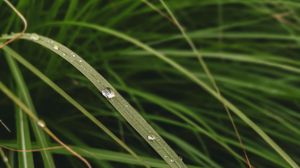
[1,0,300,167]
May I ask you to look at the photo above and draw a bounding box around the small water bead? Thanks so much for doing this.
[147,135,156,141]
[78,59,82,63]
[2,156,8,162]
[30,34,39,41]
[101,87,115,99]
[72,54,76,57]
[37,120,46,128]
[62,53,66,56]
[163,155,175,163]
[53,45,59,50]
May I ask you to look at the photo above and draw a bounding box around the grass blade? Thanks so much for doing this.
[2,46,149,167]
[15,106,35,168]
[0,81,91,168]
[35,22,299,168]
[5,33,187,168]
[0,148,11,168]
[5,51,55,168]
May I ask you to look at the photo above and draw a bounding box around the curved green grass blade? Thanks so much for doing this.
[34,22,299,168]
[2,46,147,167]
[2,34,186,167]
[125,50,300,74]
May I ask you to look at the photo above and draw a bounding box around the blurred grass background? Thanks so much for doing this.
[1,0,300,167]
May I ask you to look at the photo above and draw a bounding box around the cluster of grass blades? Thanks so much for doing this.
[1,0,300,168]
[1,1,186,168]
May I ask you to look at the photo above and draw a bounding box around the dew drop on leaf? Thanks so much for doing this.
[147,135,156,141]
[3,156,8,162]
[37,120,46,128]
[101,87,115,99]
[53,45,59,50]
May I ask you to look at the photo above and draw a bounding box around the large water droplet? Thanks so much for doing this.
[37,120,46,128]
[147,135,156,141]
[53,45,59,50]
[30,34,39,41]
[101,88,115,99]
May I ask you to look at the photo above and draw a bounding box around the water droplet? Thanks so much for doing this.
[62,53,66,56]
[30,34,39,41]
[37,120,46,128]
[72,54,76,57]
[3,156,8,162]
[147,135,156,141]
[53,45,59,50]
[101,87,115,99]
[170,159,175,163]
[78,59,82,63]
